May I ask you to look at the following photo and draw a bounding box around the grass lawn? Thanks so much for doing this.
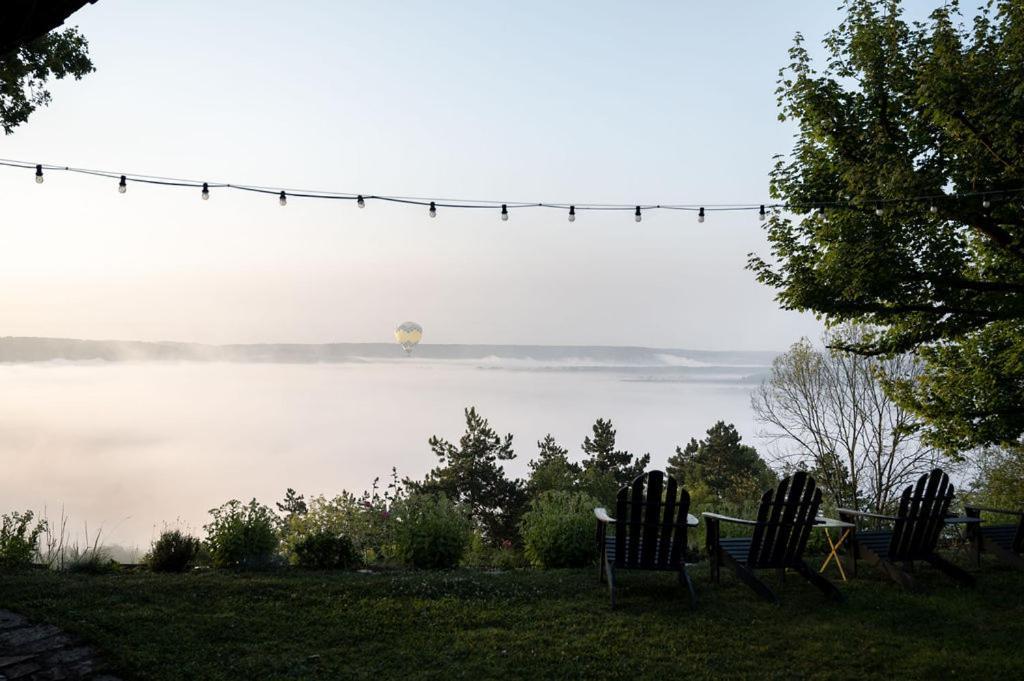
[1,558,1022,680]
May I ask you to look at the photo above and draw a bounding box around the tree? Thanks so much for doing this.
[275,488,307,528]
[752,327,939,512]
[407,407,527,545]
[748,0,1024,454]
[666,421,776,505]
[1,2,96,134]
[967,446,1024,511]
[526,434,581,497]
[579,418,650,504]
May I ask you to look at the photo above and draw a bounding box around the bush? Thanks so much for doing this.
[204,499,280,569]
[281,493,394,566]
[392,494,471,569]
[66,548,120,574]
[0,510,46,570]
[147,530,201,573]
[293,531,358,569]
[520,491,600,568]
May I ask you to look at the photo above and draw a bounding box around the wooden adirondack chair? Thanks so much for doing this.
[964,505,1024,570]
[838,468,974,589]
[594,470,698,608]
[703,471,842,604]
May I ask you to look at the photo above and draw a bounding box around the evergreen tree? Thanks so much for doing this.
[579,419,650,504]
[407,407,527,545]
[666,421,776,504]
[526,434,581,496]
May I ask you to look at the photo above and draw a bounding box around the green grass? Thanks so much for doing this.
[1,559,1022,680]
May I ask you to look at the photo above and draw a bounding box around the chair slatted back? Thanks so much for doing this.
[613,470,691,570]
[747,471,822,569]
[889,468,953,561]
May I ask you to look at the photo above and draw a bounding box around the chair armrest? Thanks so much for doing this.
[594,508,616,524]
[965,505,1023,517]
[702,512,758,526]
[837,508,898,522]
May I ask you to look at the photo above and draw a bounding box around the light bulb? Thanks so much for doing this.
[201,182,210,200]
[279,191,287,206]
[118,175,127,194]
[929,204,938,214]
[357,195,365,209]
[758,204,766,221]
[429,201,436,218]
[501,204,509,221]
[35,164,43,184]
[983,198,992,209]
[634,206,642,223]
[875,204,884,217]
[568,205,575,222]
[698,207,705,223]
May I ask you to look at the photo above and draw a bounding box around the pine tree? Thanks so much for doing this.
[666,421,775,504]
[408,407,527,545]
[526,434,581,496]
[579,419,650,504]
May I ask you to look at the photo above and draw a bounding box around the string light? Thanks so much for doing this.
[9,158,1024,225]
[279,191,287,206]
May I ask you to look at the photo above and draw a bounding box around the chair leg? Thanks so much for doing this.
[794,561,845,603]
[720,551,778,604]
[679,568,697,608]
[981,536,1024,570]
[606,560,616,608]
[926,554,976,587]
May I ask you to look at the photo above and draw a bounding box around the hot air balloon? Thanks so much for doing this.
[394,321,423,355]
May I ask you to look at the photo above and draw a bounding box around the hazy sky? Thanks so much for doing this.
[0,1,942,350]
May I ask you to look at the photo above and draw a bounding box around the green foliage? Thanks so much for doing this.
[579,418,650,505]
[968,447,1024,512]
[1,28,95,134]
[749,0,1024,453]
[526,434,581,496]
[66,549,119,575]
[293,531,358,570]
[520,491,600,569]
[0,510,46,570]
[146,530,201,573]
[392,494,472,569]
[667,422,776,505]
[204,499,280,569]
[280,474,402,565]
[409,407,528,545]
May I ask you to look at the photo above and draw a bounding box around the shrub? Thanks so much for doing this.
[147,530,201,573]
[392,494,471,569]
[520,491,600,568]
[204,499,279,569]
[66,548,120,574]
[281,493,394,566]
[0,510,46,570]
[293,531,358,569]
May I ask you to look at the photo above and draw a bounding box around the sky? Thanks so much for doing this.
[0,1,946,350]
